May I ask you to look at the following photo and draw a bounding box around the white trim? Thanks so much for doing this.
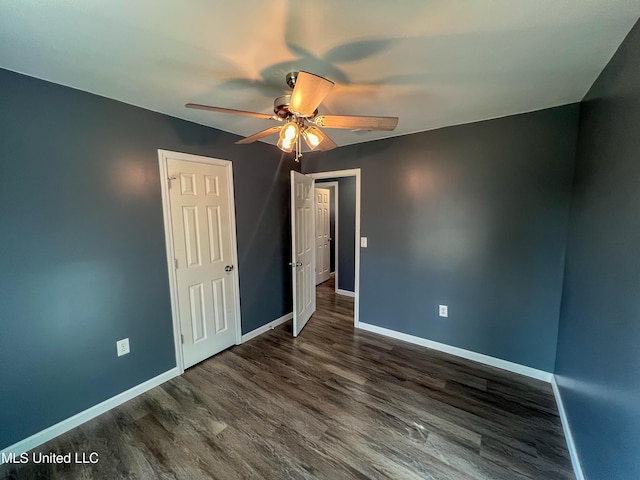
[551,377,585,480]
[336,289,355,298]
[354,171,361,328]
[241,312,293,343]
[1,368,179,462]
[224,156,243,347]
[315,181,339,291]
[358,322,553,382]
[308,169,361,328]
[158,152,185,374]
[158,150,243,374]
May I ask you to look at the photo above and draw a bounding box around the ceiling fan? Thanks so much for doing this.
[186,71,399,161]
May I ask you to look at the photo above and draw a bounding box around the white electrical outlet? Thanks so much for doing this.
[439,305,448,317]
[116,338,130,357]
[360,237,368,248]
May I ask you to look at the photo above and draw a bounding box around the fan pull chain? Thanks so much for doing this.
[295,128,302,162]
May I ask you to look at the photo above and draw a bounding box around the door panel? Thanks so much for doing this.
[207,206,223,262]
[168,158,238,368]
[291,171,315,337]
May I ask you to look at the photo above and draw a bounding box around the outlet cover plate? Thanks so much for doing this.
[439,305,448,317]
[117,338,130,356]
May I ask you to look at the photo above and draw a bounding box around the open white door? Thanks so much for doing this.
[291,171,316,336]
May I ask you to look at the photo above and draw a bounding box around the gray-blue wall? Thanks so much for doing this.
[336,177,356,292]
[555,19,640,480]
[304,104,579,371]
[0,68,295,450]
[317,178,356,292]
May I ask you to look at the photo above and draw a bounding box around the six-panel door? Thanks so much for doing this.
[168,158,238,368]
[315,187,331,285]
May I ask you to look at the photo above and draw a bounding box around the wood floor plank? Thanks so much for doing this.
[0,276,573,479]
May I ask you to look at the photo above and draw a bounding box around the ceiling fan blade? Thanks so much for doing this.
[317,131,338,151]
[314,114,398,131]
[289,71,335,117]
[186,103,277,120]
[235,126,283,144]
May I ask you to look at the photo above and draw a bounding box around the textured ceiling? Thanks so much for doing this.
[1,1,639,147]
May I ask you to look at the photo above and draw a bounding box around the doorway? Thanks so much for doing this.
[309,169,361,328]
[158,150,242,372]
[290,168,361,337]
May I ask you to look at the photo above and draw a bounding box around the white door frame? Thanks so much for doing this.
[315,181,339,293]
[308,169,361,328]
[158,149,243,374]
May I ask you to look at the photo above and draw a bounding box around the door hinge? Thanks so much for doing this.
[181,334,184,344]
[174,258,178,269]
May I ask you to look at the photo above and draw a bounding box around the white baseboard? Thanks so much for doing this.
[241,312,292,343]
[1,367,180,463]
[551,377,585,480]
[336,289,355,298]
[357,322,553,382]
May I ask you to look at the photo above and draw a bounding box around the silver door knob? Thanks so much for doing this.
[224,265,234,272]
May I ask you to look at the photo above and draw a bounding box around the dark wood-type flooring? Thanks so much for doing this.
[1,277,574,479]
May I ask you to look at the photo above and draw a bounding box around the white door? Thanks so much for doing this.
[315,187,331,285]
[167,157,239,368]
[291,171,316,336]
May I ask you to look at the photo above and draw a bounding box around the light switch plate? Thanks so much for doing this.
[361,237,368,248]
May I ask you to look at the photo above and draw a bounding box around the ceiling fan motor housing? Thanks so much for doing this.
[274,95,292,119]
[274,94,318,120]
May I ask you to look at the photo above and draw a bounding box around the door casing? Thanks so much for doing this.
[158,149,242,374]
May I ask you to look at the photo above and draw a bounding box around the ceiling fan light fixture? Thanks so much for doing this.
[301,126,325,150]
[282,121,299,140]
[277,136,295,153]
[278,121,299,152]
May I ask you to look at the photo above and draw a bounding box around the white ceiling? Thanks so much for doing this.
[1,1,639,147]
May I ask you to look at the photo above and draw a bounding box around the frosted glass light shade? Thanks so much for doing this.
[302,126,325,150]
